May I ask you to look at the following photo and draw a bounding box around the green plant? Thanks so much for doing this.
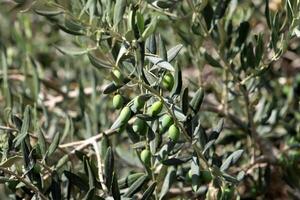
[140,149,151,167]
[168,124,180,142]
[148,100,164,117]
[0,0,299,199]
[113,93,124,109]
[162,72,174,91]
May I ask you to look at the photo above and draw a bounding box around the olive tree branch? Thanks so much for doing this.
[131,78,210,169]
[0,166,48,200]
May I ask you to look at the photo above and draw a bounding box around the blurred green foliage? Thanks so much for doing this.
[0,0,299,199]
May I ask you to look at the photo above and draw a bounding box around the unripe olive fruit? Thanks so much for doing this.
[162,72,174,91]
[112,69,123,85]
[168,124,180,142]
[119,106,132,124]
[201,170,212,183]
[134,96,145,110]
[113,94,124,109]
[160,114,173,133]
[133,118,147,135]
[149,100,163,117]
[140,149,151,166]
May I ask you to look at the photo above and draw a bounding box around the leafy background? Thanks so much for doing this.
[0,0,300,199]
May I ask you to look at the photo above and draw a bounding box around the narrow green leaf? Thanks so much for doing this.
[190,87,204,113]
[167,44,183,62]
[34,6,63,17]
[118,173,145,189]
[204,52,222,68]
[88,52,112,69]
[38,128,47,157]
[104,147,114,191]
[156,0,174,9]
[84,158,95,189]
[203,140,216,154]
[114,0,127,27]
[126,126,140,143]
[145,34,157,54]
[47,132,60,157]
[172,105,187,122]
[202,3,214,30]
[158,35,167,60]
[116,44,128,65]
[14,105,31,147]
[220,149,244,171]
[50,171,61,200]
[112,172,121,200]
[64,171,89,191]
[0,156,23,168]
[61,115,71,142]
[236,21,250,47]
[57,23,86,35]
[181,87,189,114]
[214,0,230,19]
[64,18,86,35]
[141,18,157,41]
[162,157,190,166]
[265,0,271,28]
[159,166,176,200]
[147,56,174,72]
[84,187,96,200]
[136,11,145,35]
[170,64,182,96]
[55,45,89,56]
[222,173,239,184]
[141,182,157,200]
[191,154,201,192]
[123,175,148,197]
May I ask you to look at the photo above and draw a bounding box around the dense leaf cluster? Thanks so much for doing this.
[0,0,299,199]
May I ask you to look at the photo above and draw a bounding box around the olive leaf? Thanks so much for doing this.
[220,149,244,171]
[114,0,127,28]
[123,175,149,197]
[141,181,157,200]
[159,166,176,200]
[104,147,114,191]
[14,105,31,148]
[190,87,204,113]
[147,56,175,72]
[167,44,183,62]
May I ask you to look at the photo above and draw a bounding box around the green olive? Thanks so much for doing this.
[201,170,212,183]
[185,169,192,182]
[133,118,148,135]
[113,94,124,109]
[134,96,145,110]
[168,124,180,142]
[112,69,123,85]
[160,114,173,133]
[119,106,132,124]
[149,100,163,117]
[162,72,174,91]
[140,149,151,166]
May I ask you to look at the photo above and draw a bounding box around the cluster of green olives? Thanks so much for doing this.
[113,94,181,142]
[110,69,179,167]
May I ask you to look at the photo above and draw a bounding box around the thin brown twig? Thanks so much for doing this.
[0,166,48,200]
